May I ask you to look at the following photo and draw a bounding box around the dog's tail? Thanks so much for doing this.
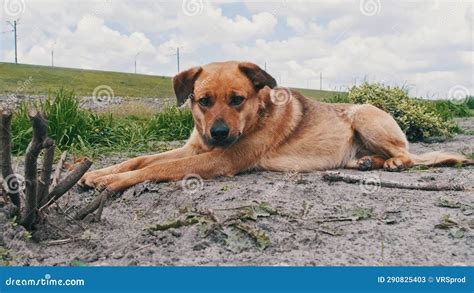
[409,151,472,167]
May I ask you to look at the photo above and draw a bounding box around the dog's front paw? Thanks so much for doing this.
[79,171,103,189]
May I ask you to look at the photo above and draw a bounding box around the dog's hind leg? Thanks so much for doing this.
[350,104,413,171]
[346,155,386,171]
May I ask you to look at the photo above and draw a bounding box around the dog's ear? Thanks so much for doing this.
[238,62,277,91]
[173,66,203,106]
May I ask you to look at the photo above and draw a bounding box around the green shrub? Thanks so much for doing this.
[422,99,471,120]
[465,96,474,109]
[148,105,194,141]
[347,83,454,142]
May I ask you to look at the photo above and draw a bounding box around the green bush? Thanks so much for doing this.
[422,99,471,120]
[465,96,474,109]
[347,83,455,142]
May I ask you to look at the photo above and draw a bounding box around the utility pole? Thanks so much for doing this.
[320,72,322,90]
[51,42,56,67]
[264,62,267,71]
[134,52,140,74]
[176,47,180,72]
[7,20,18,64]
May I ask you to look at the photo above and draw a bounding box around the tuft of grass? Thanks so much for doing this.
[148,105,194,141]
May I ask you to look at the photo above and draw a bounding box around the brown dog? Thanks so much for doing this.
[79,61,469,192]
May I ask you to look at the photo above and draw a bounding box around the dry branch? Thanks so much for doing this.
[322,171,465,191]
[51,151,67,189]
[0,110,21,208]
[74,188,114,221]
[40,158,92,207]
[21,109,49,229]
[37,138,55,206]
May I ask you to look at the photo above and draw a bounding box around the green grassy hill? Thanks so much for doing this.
[1,62,342,100]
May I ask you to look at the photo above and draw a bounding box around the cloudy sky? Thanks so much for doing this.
[1,0,473,99]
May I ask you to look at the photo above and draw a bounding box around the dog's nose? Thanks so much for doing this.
[210,120,230,140]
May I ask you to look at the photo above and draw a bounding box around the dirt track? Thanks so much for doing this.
[1,119,473,266]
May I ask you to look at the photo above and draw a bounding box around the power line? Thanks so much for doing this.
[7,20,19,64]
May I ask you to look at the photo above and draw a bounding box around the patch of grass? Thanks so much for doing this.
[294,88,344,101]
[104,102,158,119]
[0,62,173,98]
[11,89,193,157]
[1,62,340,101]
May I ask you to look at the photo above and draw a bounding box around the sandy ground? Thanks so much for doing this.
[1,119,473,267]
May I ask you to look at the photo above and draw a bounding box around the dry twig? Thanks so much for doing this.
[322,171,465,191]
[0,110,21,208]
[21,109,49,229]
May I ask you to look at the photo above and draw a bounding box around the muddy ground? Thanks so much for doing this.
[1,119,473,266]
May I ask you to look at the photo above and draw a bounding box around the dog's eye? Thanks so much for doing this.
[198,97,212,107]
[229,95,245,106]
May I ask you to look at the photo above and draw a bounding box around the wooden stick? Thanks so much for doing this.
[21,109,48,229]
[51,151,67,190]
[40,158,92,207]
[37,138,55,207]
[0,110,21,208]
[322,171,465,191]
[74,188,114,220]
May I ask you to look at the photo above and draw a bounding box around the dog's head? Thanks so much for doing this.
[173,61,277,147]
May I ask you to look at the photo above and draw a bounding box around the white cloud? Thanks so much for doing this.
[0,0,472,98]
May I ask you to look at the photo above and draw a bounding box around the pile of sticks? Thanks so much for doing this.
[1,109,92,230]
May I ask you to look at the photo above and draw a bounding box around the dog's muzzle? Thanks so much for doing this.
[205,120,240,147]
